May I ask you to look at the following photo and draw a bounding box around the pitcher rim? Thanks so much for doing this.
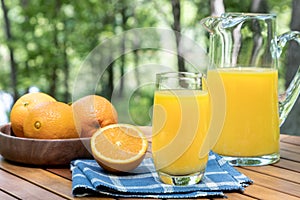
[156,72,205,79]
[221,12,276,19]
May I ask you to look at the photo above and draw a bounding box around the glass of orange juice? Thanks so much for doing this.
[152,72,211,185]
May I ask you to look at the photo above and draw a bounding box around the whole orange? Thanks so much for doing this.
[10,92,56,137]
[23,101,79,139]
[72,95,118,138]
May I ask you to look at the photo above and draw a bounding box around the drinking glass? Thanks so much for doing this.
[152,72,211,185]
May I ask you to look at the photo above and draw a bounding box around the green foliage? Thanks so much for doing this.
[224,0,252,12]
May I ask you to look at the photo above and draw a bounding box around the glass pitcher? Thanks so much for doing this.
[201,13,300,166]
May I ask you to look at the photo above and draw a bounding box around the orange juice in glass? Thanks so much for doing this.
[152,72,211,185]
[208,67,280,164]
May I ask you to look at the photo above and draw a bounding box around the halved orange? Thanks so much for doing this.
[91,124,148,173]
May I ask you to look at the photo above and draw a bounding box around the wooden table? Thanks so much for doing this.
[0,132,299,200]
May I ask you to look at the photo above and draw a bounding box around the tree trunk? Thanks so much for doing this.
[119,36,125,98]
[250,0,268,13]
[63,39,70,103]
[133,49,140,87]
[49,0,61,98]
[1,0,18,102]
[285,0,300,87]
[106,43,114,100]
[249,0,269,65]
[210,0,225,16]
[62,6,70,103]
[49,57,58,98]
[171,0,185,72]
[132,13,140,88]
[280,0,300,135]
[118,5,129,98]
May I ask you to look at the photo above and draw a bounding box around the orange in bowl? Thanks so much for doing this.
[72,95,118,138]
[91,124,148,173]
[10,92,56,137]
[23,101,79,139]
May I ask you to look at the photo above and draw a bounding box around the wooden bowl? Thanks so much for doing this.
[0,123,92,166]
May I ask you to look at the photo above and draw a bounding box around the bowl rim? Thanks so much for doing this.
[0,123,91,142]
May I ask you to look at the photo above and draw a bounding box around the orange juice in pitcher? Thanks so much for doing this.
[201,13,300,166]
[208,68,280,158]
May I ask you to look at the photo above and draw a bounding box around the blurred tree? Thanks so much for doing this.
[16,0,76,102]
[285,0,300,87]
[1,0,18,101]
[7,0,114,102]
[0,0,299,128]
[223,0,251,12]
[117,0,133,98]
[210,0,225,16]
[280,0,300,135]
[250,0,268,12]
[171,0,185,72]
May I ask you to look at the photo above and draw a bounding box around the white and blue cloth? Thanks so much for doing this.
[71,151,252,198]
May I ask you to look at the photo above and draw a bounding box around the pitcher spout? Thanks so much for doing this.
[200,16,221,33]
[200,13,276,33]
[200,13,246,33]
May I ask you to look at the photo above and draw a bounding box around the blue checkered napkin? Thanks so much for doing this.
[71,152,252,198]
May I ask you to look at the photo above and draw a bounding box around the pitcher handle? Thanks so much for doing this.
[272,31,300,126]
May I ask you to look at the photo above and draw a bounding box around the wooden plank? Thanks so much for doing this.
[240,165,300,184]
[216,192,256,200]
[281,135,300,146]
[0,169,66,200]
[241,183,300,200]
[0,158,121,200]
[280,134,290,140]
[280,142,300,153]
[46,170,114,200]
[0,158,73,199]
[0,190,18,200]
[78,196,115,200]
[46,168,72,180]
[119,199,166,200]
[238,168,300,198]
[280,149,300,162]
[273,158,300,173]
